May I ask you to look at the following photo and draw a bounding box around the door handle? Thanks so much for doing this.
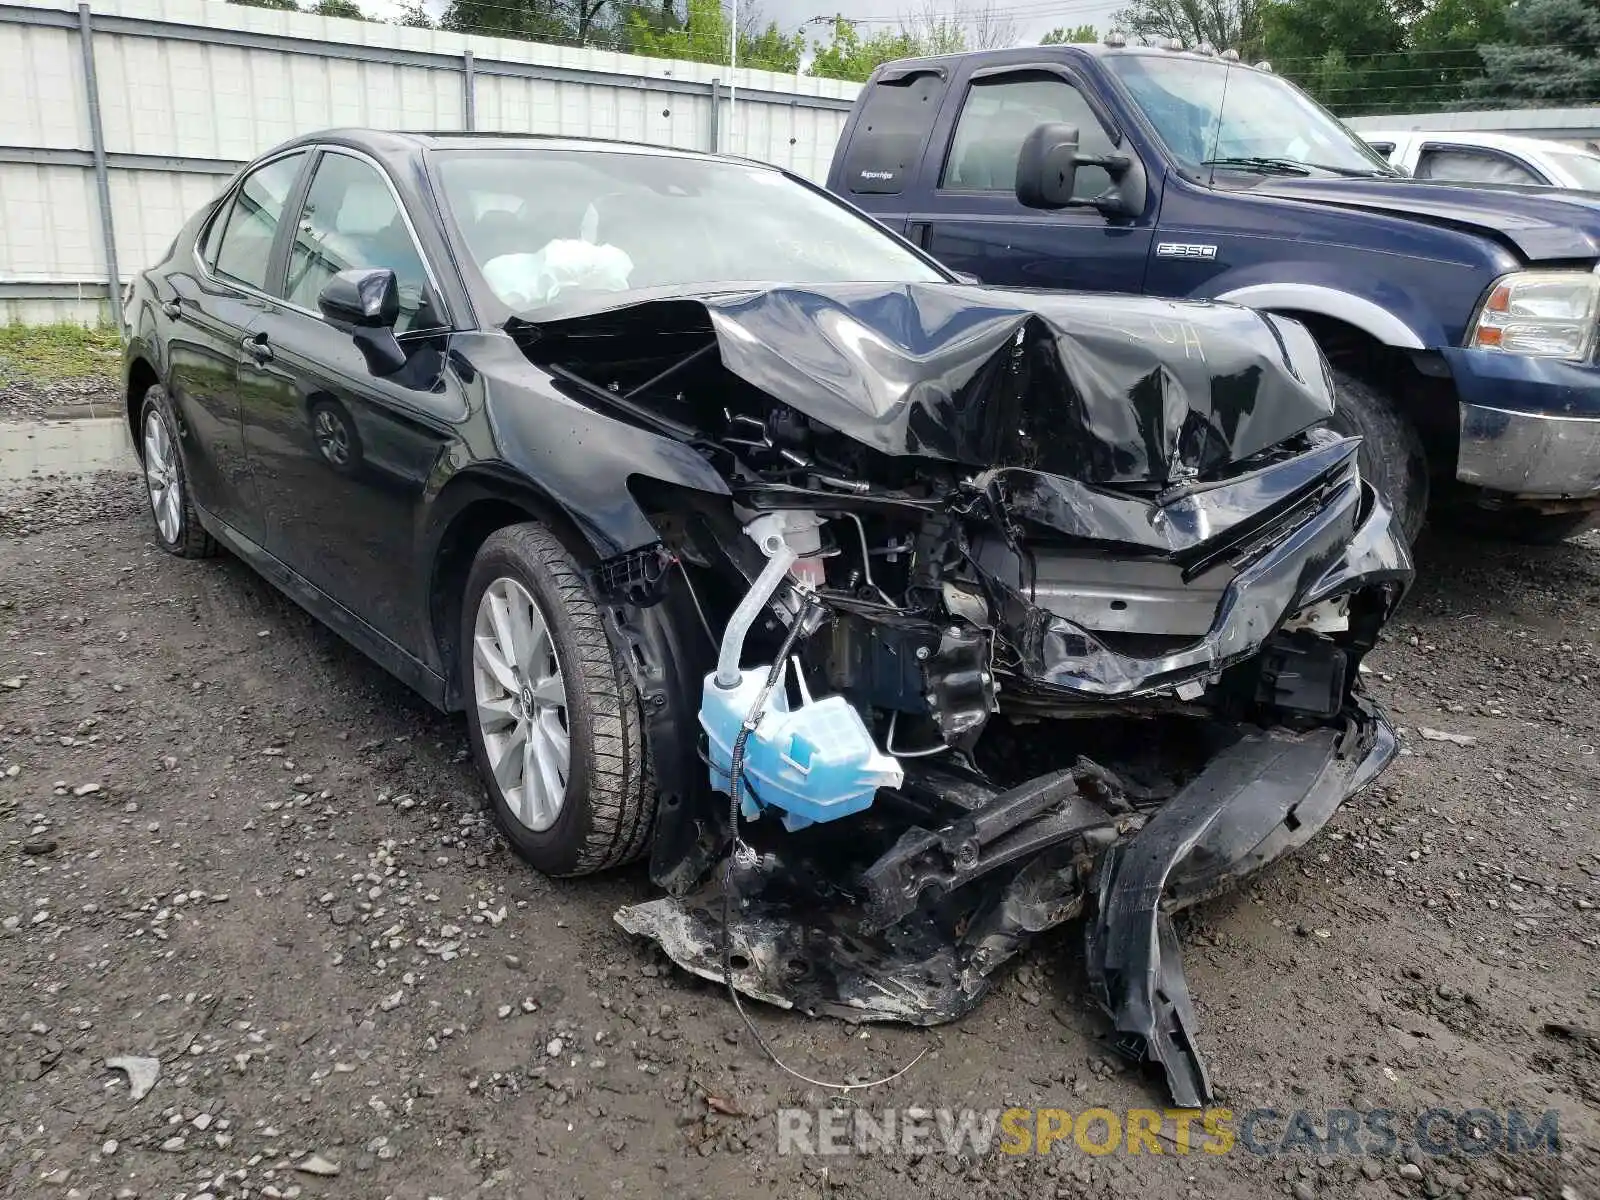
[161,299,182,320]
[242,334,273,365]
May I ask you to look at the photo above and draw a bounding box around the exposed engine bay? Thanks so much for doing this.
[510,282,1412,1107]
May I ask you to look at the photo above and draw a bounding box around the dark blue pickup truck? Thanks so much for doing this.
[826,39,1600,544]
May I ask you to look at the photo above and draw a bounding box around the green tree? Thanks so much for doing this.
[628,0,802,70]
[1468,0,1600,106]
[227,0,299,10]
[1112,0,1263,56]
[441,0,577,42]
[1041,23,1098,43]
[312,0,367,18]
[805,17,919,82]
[1261,0,1515,114]
[394,1,434,26]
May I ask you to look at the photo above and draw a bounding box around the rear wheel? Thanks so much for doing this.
[1327,369,1429,546]
[138,385,216,559]
[460,522,654,876]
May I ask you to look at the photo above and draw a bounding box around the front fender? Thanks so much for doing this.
[1198,264,1442,350]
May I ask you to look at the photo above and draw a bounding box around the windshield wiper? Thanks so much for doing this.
[1200,156,1313,176]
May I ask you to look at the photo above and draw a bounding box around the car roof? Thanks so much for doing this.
[270,127,778,169]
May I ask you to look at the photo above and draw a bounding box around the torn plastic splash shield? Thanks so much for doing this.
[615,702,1396,1105]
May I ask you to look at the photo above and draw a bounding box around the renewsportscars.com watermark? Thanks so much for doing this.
[775,1106,1562,1159]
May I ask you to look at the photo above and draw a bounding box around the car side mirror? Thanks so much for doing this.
[1015,121,1145,220]
[317,268,406,376]
[1016,122,1081,209]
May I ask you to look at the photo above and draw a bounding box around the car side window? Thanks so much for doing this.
[213,152,307,292]
[942,74,1115,201]
[1415,146,1543,186]
[285,152,439,335]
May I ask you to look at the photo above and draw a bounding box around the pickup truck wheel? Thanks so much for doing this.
[1327,370,1428,546]
[1469,509,1595,545]
[461,522,655,877]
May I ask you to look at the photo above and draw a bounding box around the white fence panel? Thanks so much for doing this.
[0,0,862,324]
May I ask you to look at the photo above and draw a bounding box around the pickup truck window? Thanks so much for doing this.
[841,70,946,195]
[1106,54,1390,178]
[941,74,1115,199]
[1416,145,1543,186]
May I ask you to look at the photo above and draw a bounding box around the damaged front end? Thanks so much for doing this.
[515,282,1412,1107]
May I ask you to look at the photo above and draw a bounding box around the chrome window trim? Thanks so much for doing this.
[192,146,311,300]
[193,143,452,334]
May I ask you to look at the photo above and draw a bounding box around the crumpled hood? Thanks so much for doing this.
[1254,177,1600,262]
[525,282,1337,488]
[698,283,1334,486]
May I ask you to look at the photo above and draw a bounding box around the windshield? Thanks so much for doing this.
[431,149,945,318]
[1547,148,1600,191]
[1105,54,1396,178]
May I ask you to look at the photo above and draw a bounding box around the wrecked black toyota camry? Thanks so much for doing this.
[123,132,1411,1108]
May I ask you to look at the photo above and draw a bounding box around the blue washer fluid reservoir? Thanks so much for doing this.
[700,661,903,831]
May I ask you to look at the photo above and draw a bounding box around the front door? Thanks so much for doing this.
[914,68,1156,295]
[237,147,459,656]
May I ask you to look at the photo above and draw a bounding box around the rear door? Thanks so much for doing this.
[236,146,459,656]
[908,63,1156,293]
[829,65,950,238]
[164,150,309,539]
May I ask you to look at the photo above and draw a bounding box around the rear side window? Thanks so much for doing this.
[213,152,308,292]
[942,73,1116,201]
[840,70,945,195]
[1416,145,1544,186]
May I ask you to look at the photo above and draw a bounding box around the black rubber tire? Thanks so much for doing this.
[1466,509,1596,545]
[137,385,217,559]
[460,522,654,876]
[1327,369,1429,546]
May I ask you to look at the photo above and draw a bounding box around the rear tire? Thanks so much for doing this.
[137,385,216,559]
[460,522,655,877]
[1327,369,1429,546]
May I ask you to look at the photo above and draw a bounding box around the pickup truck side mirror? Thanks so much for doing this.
[1015,121,1144,220]
[318,267,407,377]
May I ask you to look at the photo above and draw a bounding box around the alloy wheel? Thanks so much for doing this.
[143,408,182,544]
[313,407,351,466]
[472,577,571,832]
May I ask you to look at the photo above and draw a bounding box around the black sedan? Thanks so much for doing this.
[124,130,1410,1106]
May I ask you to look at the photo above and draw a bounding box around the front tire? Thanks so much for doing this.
[138,385,216,559]
[461,522,654,876]
[1327,369,1429,546]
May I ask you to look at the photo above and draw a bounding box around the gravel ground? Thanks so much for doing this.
[1,468,1597,1200]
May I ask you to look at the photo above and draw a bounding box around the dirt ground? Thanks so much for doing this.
[2,450,1598,1198]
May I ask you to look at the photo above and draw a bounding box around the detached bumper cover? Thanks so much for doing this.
[615,700,1396,1105]
[1087,705,1396,1108]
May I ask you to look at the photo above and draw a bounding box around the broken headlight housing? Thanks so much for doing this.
[1465,269,1600,361]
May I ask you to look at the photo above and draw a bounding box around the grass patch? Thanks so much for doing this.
[0,323,122,384]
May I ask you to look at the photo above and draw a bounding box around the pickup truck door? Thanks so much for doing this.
[904,64,1156,294]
